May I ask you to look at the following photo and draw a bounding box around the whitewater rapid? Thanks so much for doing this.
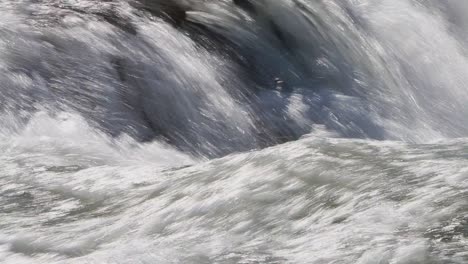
[1,0,468,263]
[1,115,468,263]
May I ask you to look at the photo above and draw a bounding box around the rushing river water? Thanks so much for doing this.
[1,0,468,263]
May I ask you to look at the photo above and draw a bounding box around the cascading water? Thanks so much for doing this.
[1,0,468,263]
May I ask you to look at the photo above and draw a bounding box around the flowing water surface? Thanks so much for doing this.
[1,0,468,263]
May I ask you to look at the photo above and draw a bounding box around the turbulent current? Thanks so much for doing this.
[1,0,468,263]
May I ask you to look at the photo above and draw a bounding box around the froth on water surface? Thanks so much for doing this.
[1,123,468,263]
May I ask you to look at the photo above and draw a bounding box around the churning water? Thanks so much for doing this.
[1,0,468,263]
